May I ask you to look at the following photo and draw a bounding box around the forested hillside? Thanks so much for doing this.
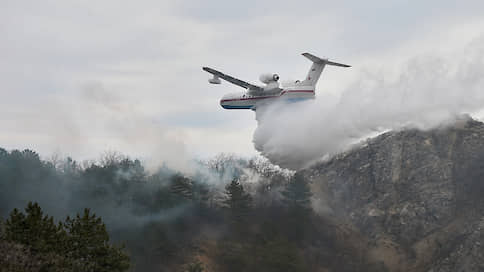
[4,117,484,271]
[0,149,381,271]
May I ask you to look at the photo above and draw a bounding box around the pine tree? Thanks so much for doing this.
[4,202,65,254]
[64,208,130,272]
[4,203,130,271]
[282,172,312,213]
[192,181,210,208]
[224,179,252,231]
[170,174,193,203]
[281,173,313,242]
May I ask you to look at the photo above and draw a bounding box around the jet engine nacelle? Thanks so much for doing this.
[259,73,279,84]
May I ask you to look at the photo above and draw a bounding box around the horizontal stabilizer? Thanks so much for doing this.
[302,52,351,67]
[325,60,351,67]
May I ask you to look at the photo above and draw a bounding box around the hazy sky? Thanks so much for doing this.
[1,0,484,169]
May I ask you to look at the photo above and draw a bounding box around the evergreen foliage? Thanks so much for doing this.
[170,174,194,203]
[0,147,381,271]
[5,202,65,254]
[224,179,252,228]
[3,202,130,271]
[282,172,313,213]
[64,208,130,272]
[192,181,210,207]
[281,172,313,242]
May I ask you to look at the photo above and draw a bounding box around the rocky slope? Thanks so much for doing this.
[304,115,484,272]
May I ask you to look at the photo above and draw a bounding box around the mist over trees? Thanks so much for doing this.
[0,148,382,271]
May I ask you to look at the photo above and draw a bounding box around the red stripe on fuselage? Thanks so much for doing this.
[220,90,314,103]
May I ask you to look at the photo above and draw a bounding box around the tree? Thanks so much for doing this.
[64,208,130,272]
[170,174,193,203]
[3,203,130,272]
[281,172,313,242]
[3,202,71,271]
[224,179,252,232]
[4,202,65,254]
[282,172,312,213]
[118,158,146,184]
[62,157,79,177]
[192,181,211,209]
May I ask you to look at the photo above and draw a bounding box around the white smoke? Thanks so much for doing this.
[254,38,484,169]
[79,82,191,173]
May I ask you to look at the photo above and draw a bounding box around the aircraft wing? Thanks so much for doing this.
[202,67,263,91]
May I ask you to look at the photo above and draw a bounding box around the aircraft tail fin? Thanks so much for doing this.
[301,53,350,87]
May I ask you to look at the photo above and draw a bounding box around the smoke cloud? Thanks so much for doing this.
[254,38,484,169]
[78,82,192,173]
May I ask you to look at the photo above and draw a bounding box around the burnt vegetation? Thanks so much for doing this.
[0,148,381,271]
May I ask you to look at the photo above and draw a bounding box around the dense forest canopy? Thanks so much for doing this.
[0,148,382,271]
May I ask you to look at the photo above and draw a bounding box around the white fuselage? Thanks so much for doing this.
[220,86,315,110]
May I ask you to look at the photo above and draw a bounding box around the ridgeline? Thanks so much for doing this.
[2,116,484,271]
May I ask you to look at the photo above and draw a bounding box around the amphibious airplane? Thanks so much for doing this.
[203,53,350,110]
